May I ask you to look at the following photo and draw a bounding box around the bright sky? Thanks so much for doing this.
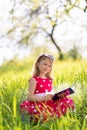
[0,0,30,65]
[0,0,13,65]
[0,0,87,65]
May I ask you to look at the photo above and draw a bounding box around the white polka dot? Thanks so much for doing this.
[66,100,70,103]
[62,108,65,112]
[31,106,34,108]
[33,109,37,112]
[56,107,58,110]
[60,102,63,105]
[25,105,28,108]
[43,80,46,82]
[40,85,43,87]
[48,84,50,86]
[36,90,39,93]
[38,105,41,107]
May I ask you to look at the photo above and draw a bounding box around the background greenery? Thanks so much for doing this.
[0,57,87,130]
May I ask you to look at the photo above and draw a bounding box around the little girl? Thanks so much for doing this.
[20,54,74,121]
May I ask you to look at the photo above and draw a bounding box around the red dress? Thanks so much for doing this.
[20,76,74,120]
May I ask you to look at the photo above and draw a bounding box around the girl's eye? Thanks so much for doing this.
[43,63,46,65]
[43,63,51,67]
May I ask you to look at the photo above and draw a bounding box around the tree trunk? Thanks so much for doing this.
[50,34,63,60]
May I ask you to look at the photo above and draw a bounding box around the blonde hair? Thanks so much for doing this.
[32,54,54,79]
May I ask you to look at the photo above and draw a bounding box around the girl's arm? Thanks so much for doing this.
[27,78,53,102]
[27,78,45,102]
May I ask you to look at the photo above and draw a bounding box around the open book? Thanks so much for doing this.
[52,87,75,101]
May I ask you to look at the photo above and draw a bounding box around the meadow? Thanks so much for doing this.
[0,58,87,130]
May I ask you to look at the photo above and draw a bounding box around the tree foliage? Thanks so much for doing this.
[1,0,86,59]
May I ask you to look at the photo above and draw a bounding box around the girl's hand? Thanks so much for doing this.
[45,94,53,101]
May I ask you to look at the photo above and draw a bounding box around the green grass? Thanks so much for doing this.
[0,59,87,130]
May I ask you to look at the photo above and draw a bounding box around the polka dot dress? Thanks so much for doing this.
[20,76,74,120]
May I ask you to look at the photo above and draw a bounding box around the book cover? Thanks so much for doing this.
[52,87,75,101]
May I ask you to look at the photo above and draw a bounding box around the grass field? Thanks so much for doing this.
[0,59,87,130]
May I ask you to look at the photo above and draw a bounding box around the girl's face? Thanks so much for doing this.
[37,58,52,75]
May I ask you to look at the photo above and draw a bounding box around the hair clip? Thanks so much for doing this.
[40,54,54,61]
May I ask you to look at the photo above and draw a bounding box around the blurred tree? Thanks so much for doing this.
[1,0,86,60]
[68,45,82,60]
